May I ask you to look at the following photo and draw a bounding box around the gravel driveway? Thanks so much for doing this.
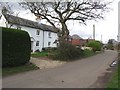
[30,57,66,69]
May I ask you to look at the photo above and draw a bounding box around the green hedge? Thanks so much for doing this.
[2,27,31,67]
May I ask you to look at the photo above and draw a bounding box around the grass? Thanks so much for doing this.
[31,51,48,57]
[2,63,39,77]
[107,62,119,89]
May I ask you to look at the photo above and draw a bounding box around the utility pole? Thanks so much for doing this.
[93,24,95,40]
[118,1,120,61]
[118,1,120,42]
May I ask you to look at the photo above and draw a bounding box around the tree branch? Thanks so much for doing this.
[20,0,111,42]
[54,2,63,22]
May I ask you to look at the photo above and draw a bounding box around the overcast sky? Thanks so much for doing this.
[1,0,119,43]
[67,0,118,44]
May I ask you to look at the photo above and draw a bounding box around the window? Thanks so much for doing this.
[36,30,40,35]
[36,41,39,46]
[17,26,21,30]
[48,42,51,46]
[48,32,51,38]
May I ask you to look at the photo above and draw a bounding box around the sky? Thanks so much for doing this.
[0,0,119,43]
[67,0,118,44]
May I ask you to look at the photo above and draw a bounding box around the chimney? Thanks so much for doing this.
[36,16,41,24]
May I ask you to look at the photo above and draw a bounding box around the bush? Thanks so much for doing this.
[2,27,31,67]
[83,49,94,57]
[49,42,84,61]
[42,47,57,52]
[107,44,114,50]
[86,40,102,52]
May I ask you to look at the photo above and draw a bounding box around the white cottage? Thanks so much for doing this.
[0,13,58,52]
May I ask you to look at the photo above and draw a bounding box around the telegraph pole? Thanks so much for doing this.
[93,24,95,40]
[118,1,120,42]
[118,1,120,62]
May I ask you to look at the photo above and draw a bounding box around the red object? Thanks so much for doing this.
[70,34,85,46]
[71,39,84,46]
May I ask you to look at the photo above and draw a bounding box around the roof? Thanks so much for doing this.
[67,35,72,39]
[72,34,83,39]
[3,14,58,33]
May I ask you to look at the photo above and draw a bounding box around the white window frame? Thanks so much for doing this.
[48,42,51,46]
[48,32,51,38]
[16,25,21,30]
[36,30,40,36]
[36,41,40,46]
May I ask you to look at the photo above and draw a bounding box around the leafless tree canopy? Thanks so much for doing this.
[20,0,111,42]
[0,2,14,15]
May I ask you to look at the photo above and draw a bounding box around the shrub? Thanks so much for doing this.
[107,44,114,50]
[83,49,94,57]
[2,27,31,67]
[49,42,84,61]
[42,47,57,52]
[86,40,102,52]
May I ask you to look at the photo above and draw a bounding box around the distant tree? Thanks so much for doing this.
[20,0,112,44]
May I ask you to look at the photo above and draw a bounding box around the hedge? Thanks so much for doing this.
[2,27,31,67]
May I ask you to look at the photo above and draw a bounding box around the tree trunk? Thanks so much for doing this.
[58,22,69,45]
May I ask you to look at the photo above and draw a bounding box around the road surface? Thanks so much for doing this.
[2,50,117,88]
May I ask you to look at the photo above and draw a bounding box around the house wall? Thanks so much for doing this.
[7,24,58,52]
[71,39,80,46]
[0,14,8,27]
[71,39,85,46]
[7,24,43,52]
[43,31,58,48]
[1,13,58,52]
[80,39,85,46]
[22,26,44,52]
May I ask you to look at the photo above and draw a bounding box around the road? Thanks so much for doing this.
[2,50,117,88]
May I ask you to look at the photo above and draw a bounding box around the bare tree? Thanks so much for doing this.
[20,0,112,44]
[0,2,14,15]
[0,2,22,17]
[0,3,12,27]
[0,2,22,28]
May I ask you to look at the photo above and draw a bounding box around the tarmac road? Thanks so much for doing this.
[2,50,117,88]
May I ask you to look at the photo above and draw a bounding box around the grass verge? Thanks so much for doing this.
[2,63,39,77]
[106,62,119,89]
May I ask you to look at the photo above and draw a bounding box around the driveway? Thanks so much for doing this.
[2,50,117,88]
